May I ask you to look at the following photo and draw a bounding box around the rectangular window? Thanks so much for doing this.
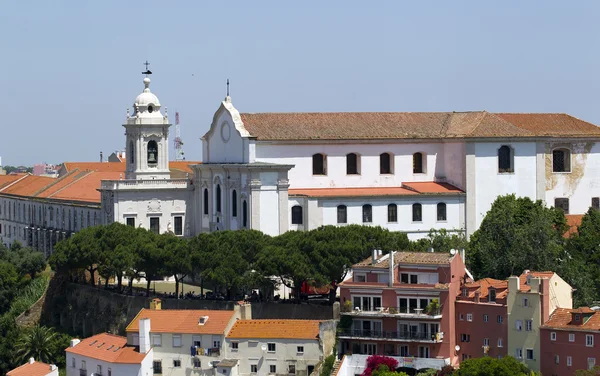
[526,349,534,360]
[516,349,524,359]
[173,360,181,368]
[231,341,238,349]
[523,297,529,307]
[399,345,409,356]
[174,216,183,235]
[497,315,503,324]
[150,217,160,234]
[592,197,599,210]
[354,273,366,282]
[297,346,304,353]
[81,360,86,370]
[483,314,489,322]
[467,313,473,322]
[459,313,464,321]
[72,358,75,368]
[108,368,112,376]
[526,320,533,332]
[251,365,258,373]
[483,338,489,346]
[153,360,162,374]
[567,356,572,366]
[515,320,523,331]
[555,198,569,214]
[126,217,135,227]
[267,343,276,352]
[587,334,594,347]
[289,365,296,374]
[589,358,596,369]
[569,333,575,342]
[555,355,559,364]
[337,205,347,224]
[172,334,182,347]
[551,332,556,341]
[270,365,276,374]
[193,335,201,347]
[498,338,503,347]
[152,334,162,347]
[193,358,201,368]
[132,333,139,346]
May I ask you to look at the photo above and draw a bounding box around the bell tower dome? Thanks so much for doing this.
[124,77,171,180]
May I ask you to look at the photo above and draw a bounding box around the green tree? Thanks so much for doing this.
[371,364,409,376]
[164,235,192,298]
[137,231,168,297]
[2,242,46,279]
[0,261,19,314]
[410,229,468,254]
[454,356,534,376]
[14,325,58,364]
[468,195,566,280]
[98,223,137,292]
[574,365,600,375]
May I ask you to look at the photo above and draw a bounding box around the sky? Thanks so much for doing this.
[1,1,599,166]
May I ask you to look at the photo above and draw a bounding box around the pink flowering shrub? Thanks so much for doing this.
[361,355,399,376]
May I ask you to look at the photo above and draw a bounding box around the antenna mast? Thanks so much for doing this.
[174,111,185,161]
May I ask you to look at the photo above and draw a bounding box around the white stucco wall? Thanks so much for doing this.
[223,338,321,376]
[66,349,152,376]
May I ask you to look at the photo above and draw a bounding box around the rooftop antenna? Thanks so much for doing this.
[226,78,230,97]
[142,60,152,76]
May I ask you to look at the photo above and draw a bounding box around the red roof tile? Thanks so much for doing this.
[458,278,508,301]
[565,214,584,238]
[7,360,55,376]
[239,112,600,141]
[289,186,417,198]
[402,182,464,194]
[355,251,455,268]
[226,320,321,340]
[66,333,147,364]
[519,271,555,292]
[126,308,235,335]
[542,308,600,330]
[0,174,26,190]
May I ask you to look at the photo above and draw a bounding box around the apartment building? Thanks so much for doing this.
[540,307,600,375]
[66,331,153,376]
[455,278,508,361]
[223,319,336,376]
[507,271,573,372]
[7,358,59,376]
[125,299,246,375]
[337,250,466,369]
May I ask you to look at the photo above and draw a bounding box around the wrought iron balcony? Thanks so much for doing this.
[341,305,443,319]
[338,329,443,343]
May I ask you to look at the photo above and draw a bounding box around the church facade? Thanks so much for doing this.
[2,76,600,253]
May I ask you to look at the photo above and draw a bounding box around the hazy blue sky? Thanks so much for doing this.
[1,1,599,166]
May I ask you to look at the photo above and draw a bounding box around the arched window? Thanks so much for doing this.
[147,140,158,165]
[203,189,209,215]
[412,203,422,222]
[362,204,372,223]
[553,148,571,172]
[232,190,238,217]
[380,153,392,174]
[291,205,303,225]
[216,185,222,213]
[129,141,135,164]
[312,153,327,175]
[242,200,248,227]
[437,203,447,221]
[337,205,347,224]
[346,153,359,175]
[413,152,425,174]
[498,145,513,173]
[388,204,397,223]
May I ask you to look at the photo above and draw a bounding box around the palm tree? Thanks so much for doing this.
[14,325,57,364]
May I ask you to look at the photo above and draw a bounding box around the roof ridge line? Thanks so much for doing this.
[0,174,30,193]
[47,170,94,198]
[31,169,80,197]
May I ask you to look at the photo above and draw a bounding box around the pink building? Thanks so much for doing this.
[540,307,600,375]
[455,278,508,361]
[338,250,467,369]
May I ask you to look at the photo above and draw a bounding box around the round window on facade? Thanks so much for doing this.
[148,105,154,113]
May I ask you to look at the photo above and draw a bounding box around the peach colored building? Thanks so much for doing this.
[540,307,600,376]
[455,278,508,361]
[338,250,466,370]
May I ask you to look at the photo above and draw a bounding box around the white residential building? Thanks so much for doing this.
[66,329,153,376]
[7,358,58,376]
[125,300,247,376]
[223,319,337,376]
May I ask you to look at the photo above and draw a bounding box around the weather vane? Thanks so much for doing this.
[142,61,152,76]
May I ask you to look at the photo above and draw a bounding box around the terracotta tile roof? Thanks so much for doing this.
[0,175,56,196]
[50,171,122,203]
[126,308,235,335]
[239,112,600,141]
[7,360,55,376]
[518,271,555,292]
[355,251,455,268]
[565,214,583,238]
[65,333,147,364]
[169,161,201,174]
[542,308,600,331]
[459,278,508,301]
[289,182,463,198]
[402,182,464,194]
[226,320,321,340]
[289,186,417,198]
[61,162,126,174]
[0,174,26,190]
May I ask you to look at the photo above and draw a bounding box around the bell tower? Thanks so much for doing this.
[124,77,171,180]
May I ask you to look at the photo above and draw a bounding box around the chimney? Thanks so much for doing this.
[139,318,151,354]
[388,251,395,287]
[50,365,57,371]
[100,151,103,163]
[372,249,377,265]
[508,276,520,293]
[474,291,480,303]
[70,339,80,348]
[29,357,35,364]
[541,278,550,324]
[459,249,466,264]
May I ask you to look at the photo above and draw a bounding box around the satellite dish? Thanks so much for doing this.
[450,249,457,255]
[455,345,461,352]
[261,344,267,352]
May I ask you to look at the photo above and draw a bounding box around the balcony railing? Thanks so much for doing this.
[100,179,189,190]
[341,305,442,318]
[338,329,443,342]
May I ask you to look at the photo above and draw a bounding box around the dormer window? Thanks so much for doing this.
[462,288,468,297]
[199,316,209,325]
[489,289,496,303]
[575,314,581,322]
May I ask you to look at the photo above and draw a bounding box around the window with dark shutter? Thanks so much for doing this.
[312,154,326,175]
[592,197,599,210]
[337,205,347,224]
[412,203,422,222]
[362,204,372,223]
[291,206,303,224]
[203,189,209,215]
[388,204,397,222]
[437,203,447,221]
[346,153,359,175]
[232,190,237,217]
[216,185,222,213]
[380,153,392,174]
[498,145,513,173]
[555,198,569,214]
[413,153,424,173]
[553,149,571,172]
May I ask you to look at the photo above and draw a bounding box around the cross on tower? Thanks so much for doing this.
[142,61,152,76]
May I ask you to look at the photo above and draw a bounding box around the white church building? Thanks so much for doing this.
[2,75,600,252]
